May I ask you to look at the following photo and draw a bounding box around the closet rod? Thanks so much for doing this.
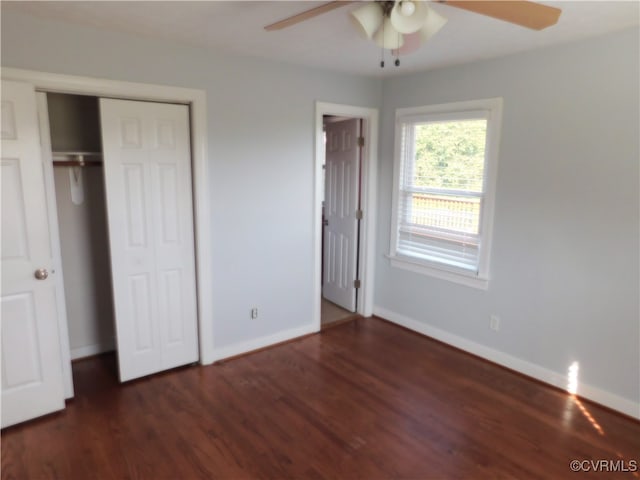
[52,151,103,167]
[53,160,102,168]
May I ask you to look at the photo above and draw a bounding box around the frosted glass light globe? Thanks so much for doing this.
[401,1,416,16]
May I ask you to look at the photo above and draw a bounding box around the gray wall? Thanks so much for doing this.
[1,10,382,350]
[375,28,639,407]
[54,167,115,357]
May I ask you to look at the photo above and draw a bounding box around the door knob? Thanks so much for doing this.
[34,268,49,280]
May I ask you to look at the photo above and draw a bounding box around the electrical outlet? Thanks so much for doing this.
[490,314,500,332]
[251,308,258,319]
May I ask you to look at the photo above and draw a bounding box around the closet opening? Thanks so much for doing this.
[43,89,200,391]
[47,92,119,385]
[1,70,209,426]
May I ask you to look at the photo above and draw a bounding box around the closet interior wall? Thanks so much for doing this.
[48,93,115,360]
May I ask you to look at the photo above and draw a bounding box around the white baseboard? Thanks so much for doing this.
[211,324,318,362]
[70,341,115,360]
[373,306,640,419]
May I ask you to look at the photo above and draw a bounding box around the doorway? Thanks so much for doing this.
[321,115,362,328]
[313,102,379,331]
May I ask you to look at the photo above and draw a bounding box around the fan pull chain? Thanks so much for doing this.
[380,18,385,68]
[377,6,403,68]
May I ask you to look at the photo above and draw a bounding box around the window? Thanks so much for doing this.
[390,98,502,289]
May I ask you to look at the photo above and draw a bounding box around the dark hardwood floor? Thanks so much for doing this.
[2,317,639,479]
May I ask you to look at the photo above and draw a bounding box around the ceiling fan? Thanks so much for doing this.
[265,1,562,67]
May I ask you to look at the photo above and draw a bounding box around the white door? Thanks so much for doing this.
[100,98,198,382]
[1,80,66,427]
[323,118,360,312]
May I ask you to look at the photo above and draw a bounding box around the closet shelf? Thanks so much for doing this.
[52,151,103,167]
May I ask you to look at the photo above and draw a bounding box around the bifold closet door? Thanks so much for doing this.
[100,99,198,382]
[1,81,66,427]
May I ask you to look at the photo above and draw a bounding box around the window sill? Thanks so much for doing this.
[387,254,489,290]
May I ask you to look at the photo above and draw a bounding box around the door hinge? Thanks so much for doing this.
[356,209,363,220]
[354,279,361,289]
[357,136,365,147]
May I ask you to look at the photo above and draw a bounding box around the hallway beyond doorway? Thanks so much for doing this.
[321,298,358,329]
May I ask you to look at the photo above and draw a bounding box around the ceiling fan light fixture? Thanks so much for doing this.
[373,17,405,50]
[265,0,563,70]
[400,1,416,17]
[350,2,384,39]
[390,0,428,34]
[419,6,448,43]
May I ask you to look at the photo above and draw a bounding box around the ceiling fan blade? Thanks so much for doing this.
[265,1,355,31]
[441,1,561,30]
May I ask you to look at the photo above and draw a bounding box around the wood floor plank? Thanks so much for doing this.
[2,317,638,479]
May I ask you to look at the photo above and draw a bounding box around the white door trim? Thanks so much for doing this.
[1,69,216,382]
[314,102,378,330]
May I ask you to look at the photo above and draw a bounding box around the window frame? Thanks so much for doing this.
[389,98,503,290]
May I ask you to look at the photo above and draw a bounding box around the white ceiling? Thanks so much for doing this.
[3,1,639,77]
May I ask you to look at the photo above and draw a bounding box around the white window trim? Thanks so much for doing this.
[389,97,503,290]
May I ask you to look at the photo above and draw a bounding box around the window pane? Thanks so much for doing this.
[408,193,481,235]
[413,119,487,193]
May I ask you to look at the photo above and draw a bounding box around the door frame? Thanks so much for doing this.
[1,68,215,396]
[313,102,378,330]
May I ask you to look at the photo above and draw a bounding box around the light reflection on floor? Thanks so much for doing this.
[565,361,638,477]
[566,361,604,435]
